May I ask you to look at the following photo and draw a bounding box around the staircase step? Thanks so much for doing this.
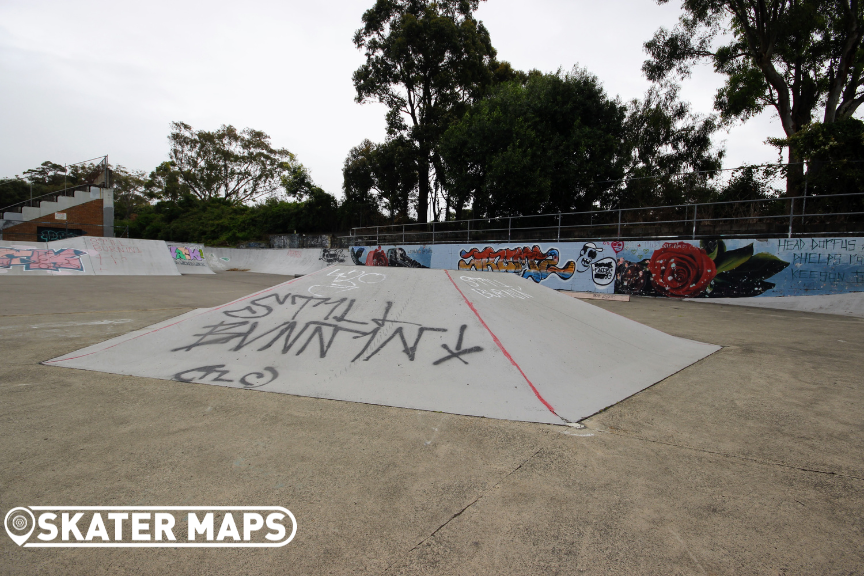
[39,200,59,217]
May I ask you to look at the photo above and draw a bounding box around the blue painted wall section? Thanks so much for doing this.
[351,237,864,297]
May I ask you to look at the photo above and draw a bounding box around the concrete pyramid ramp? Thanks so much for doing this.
[45,267,718,424]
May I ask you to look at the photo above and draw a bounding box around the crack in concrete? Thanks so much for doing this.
[592,426,864,481]
[383,445,547,574]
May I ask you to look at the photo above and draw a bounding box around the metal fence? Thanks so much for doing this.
[344,192,864,246]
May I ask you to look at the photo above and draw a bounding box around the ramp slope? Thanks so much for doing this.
[205,247,352,276]
[45,267,718,423]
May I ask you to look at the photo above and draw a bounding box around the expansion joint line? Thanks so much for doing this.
[384,445,546,573]
[596,427,864,481]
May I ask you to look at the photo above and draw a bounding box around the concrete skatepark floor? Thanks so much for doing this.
[1,273,862,575]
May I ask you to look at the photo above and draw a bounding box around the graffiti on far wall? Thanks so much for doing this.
[615,240,790,298]
[575,242,617,287]
[0,247,87,272]
[36,227,85,242]
[351,246,429,268]
[458,245,576,283]
[320,248,346,265]
[350,237,863,297]
[169,245,207,267]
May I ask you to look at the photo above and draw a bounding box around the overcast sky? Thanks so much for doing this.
[0,0,789,197]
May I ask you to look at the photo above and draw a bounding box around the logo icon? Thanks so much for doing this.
[4,507,35,546]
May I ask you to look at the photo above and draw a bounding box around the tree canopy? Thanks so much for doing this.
[167,122,301,204]
[440,68,629,218]
[643,0,864,195]
[353,0,497,222]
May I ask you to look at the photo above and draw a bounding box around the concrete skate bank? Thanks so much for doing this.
[44,267,718,424]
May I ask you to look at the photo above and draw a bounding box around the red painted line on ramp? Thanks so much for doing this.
[443,269,562,420]
[43,267,331,364]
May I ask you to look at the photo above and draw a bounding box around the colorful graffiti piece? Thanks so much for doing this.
[0,247,87,272]
[351,246,428,268]
[616,240,790,298]
[458,245,576,283]
[320,248,346,265]
[170,246,205,262]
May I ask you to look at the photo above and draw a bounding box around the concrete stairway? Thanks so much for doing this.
[1,187,107,229]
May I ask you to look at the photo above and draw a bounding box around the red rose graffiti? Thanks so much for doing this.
[647,243,717,297]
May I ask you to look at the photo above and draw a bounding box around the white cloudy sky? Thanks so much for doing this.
[0,0,787,197]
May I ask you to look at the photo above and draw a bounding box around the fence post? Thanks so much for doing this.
[692,204,698,239]
[801,164,808,229]
[376,226,379,246]
[467,219,470,243]
[508,217,511,242]
[788,197,795,238]
[617,209,621,239]
[402,224,405,244]
[432,222,435,244]
[557,213,561,242]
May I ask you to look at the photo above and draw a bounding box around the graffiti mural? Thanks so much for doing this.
[458,245,576,283]
[575,242,617,287]
[0,247,87,272]
[319,248,346,265]
[615,240,790,298]
[168,244,208,268]
[351,237,864,297]
[351,246,429,268]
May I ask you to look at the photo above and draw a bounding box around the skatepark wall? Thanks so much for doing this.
[1,237,180,276]
[349,237,864,298]
[204,247,352,276]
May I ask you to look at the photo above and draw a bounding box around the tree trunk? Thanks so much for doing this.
[417,152,430,224]
[786,146,804,197]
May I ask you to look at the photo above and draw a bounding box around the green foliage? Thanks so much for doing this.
[353,0,498,222]
[119,190,343,246]
[618,86,725,207]
[440,68,628,218]
[342,137,417,223]
[644,0,864,195]
[167,122,300,204]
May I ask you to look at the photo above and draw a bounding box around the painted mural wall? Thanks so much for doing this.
[350,237,864,298]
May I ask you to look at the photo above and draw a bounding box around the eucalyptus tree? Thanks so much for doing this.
[167,122,300,204]
[352,0,497,222]
[644,0,864,195]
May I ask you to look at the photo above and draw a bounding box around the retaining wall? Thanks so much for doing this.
[0,237,180,276]
[349,237,864,298]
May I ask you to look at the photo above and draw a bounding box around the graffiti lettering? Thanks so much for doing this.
[88,238,142,254]
[458,245,575,282]
[459,275,532,299]
[0,248,86,272]
[433,324,484,365]
[173,364,278,388]
[170,246,204,261]
[308,268,386,296]
[792,253,844,265]
[791,269,864,283]
[171,293,485,366]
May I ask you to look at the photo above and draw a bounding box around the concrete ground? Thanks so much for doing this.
[1,273,862,575]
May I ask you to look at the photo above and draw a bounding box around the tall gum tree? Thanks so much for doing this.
[643,0,864,196]
[352,0,496,223]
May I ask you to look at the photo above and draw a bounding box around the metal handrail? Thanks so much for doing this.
[345,191,864,245]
